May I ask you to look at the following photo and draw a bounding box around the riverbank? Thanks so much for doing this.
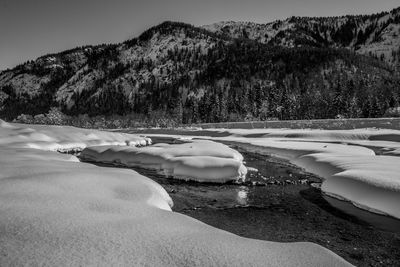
[180,146,400,266]
[94,140,400,266]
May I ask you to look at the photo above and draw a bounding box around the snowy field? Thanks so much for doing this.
[0,120,350,266]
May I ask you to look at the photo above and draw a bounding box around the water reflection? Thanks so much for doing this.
[236,186,249,206]
[324,195,400,233]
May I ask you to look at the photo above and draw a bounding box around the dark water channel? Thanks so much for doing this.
[81,136,400,266]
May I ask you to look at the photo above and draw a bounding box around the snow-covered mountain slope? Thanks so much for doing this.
[203,7,400,65]
[54,24,220,109]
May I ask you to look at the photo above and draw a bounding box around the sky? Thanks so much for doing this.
[1,0,399,70]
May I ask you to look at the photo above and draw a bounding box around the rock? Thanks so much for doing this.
[299,179,309,185]
[310,183,322,189]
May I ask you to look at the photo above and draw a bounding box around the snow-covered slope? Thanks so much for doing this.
[0,121,350,266]
[54,25,219,108]
[203,7,400,65]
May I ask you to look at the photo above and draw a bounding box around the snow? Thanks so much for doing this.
[0,73,50,96]
[0,120,151,151]
[222,129,400,219]
[295,154,400,217]
[203,12,400,65]
[80,140,247,183]
[121,28,215,63]
[55,68,101,108]
[204,128,400,219]
[142,127,400,219]
[162,156,247,182]
[0,120,350,266]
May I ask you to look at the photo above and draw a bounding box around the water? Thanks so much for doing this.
[324,195,400,233]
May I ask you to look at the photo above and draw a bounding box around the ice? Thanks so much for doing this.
[0,120,350,266]
[81,140,247,183]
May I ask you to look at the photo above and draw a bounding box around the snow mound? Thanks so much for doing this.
[0,121,350,266]
[80,140,247,183]
[295,154,400,218]
[0,120,151,150]
[161,156,247,183]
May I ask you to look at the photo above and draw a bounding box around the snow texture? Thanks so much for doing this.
[295,154,400,218]
[0,120,350,266]
[0,120,151,151]
[80,140,247,183]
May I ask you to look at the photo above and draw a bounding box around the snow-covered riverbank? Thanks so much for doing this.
[80,140,247,183]
[128,127,400,220]
[0,120,349,266]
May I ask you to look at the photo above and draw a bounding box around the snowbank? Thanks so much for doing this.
[209,127,400,154]
[0,120,151,151]
[80,140,247,183]
[0,121,350,266]
[226,138,375,160]
[211,129,400,219]
[294,154,400,218]
[235,132,400,219]
[140,127,400,219]
[204,127,400,142]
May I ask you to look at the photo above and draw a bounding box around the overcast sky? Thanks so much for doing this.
[1,0,399,70]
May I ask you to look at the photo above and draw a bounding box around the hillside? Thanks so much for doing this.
[1,8,400,126]
[203,7,400,66]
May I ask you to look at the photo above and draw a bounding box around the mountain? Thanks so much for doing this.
[203,7,400,66]
[1,8,400,126]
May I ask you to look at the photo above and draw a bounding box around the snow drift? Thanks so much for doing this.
[80,140,247,183]
[0,120,151,150]
[0,120,350,266]
[294,154,400,218]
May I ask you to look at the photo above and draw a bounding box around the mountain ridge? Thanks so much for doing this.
[202,6,400,66]
[1,7,400,125]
